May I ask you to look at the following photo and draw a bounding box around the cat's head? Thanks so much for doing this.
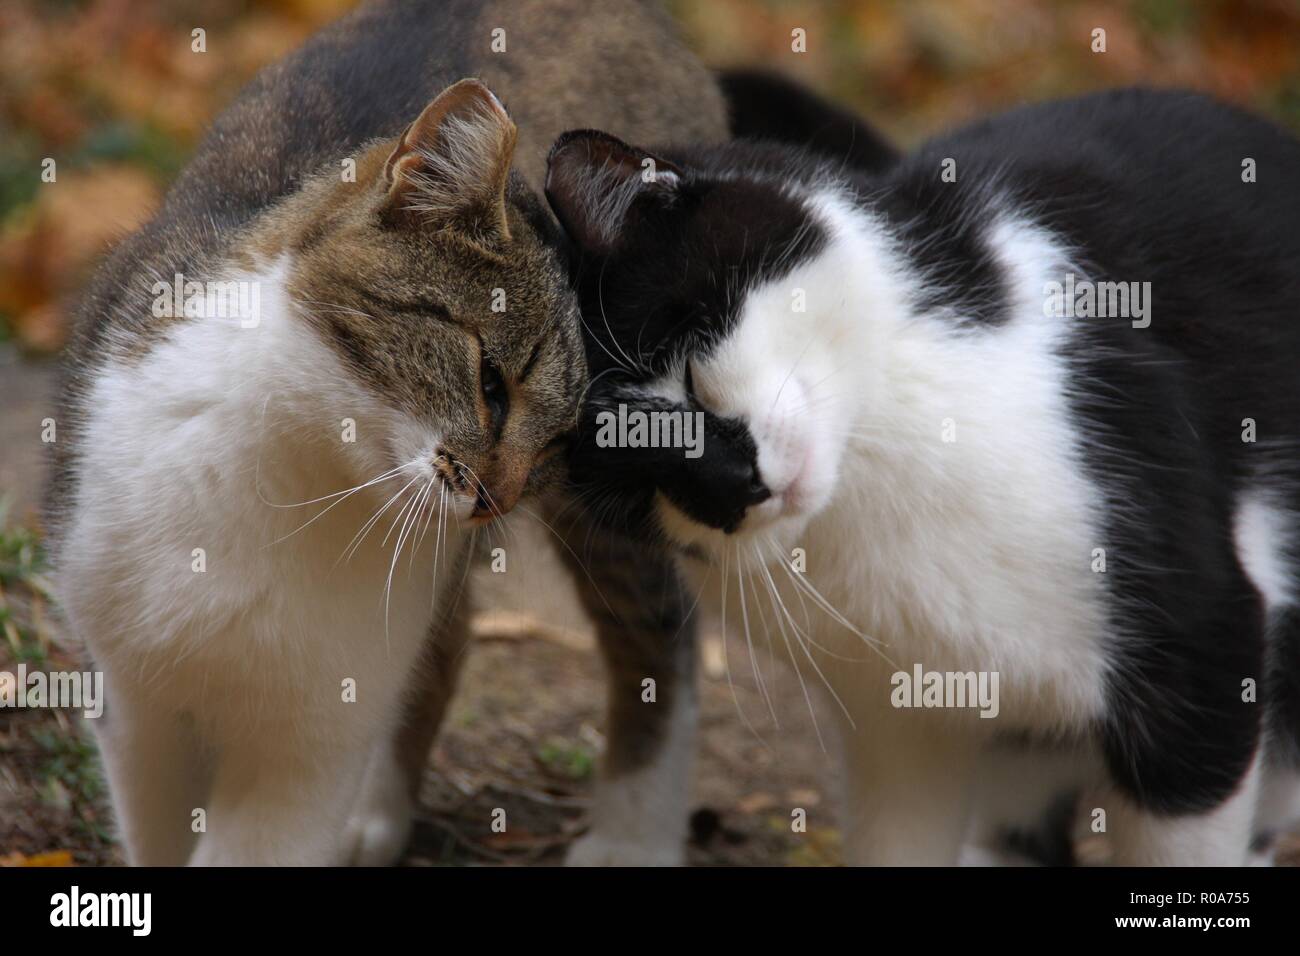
[546,131,862,556]
[281,79,582,522]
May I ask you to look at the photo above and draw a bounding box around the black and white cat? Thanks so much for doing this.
[546,88,1300,865]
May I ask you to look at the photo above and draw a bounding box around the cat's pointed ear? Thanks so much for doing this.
[545,130,683,257]
[381,78,517,239]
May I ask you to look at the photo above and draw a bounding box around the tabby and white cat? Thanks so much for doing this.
[48,0,727,865]
[546,88,1300,865]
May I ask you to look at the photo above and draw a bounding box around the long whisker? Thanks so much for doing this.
[294,296,377,320]
[383,479,427,652]
[264,467,408,548]
[743,562,779,679]
[381,480,424,549]
[432,482,449,606]
[737,556,778,727]
[595,258,642,374]
[514,502,622,620]
[754,547,829,749]
[259,464,406,510]
[414,479,440,552]
[408,480,437,573]
[458,461,508,524]
[671,556,712,645]
[720,544,765,746]
[766,539,900,671]
[761,536,874,665]
[766,540,878,646]
[756,552,856,738]
[769,337,816,412]
[338,474,420,566]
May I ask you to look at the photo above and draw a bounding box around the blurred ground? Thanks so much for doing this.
[3,0,1300,866]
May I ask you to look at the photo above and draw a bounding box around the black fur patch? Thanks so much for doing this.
[567,145,829,377]
[556,140,828,534]
[718,68,899,174]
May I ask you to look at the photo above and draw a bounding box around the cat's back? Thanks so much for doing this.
[880,88,1300,426]
[155,0,724,239]
[70,0,725,349]
[909,88,1296,190]
[902,88,1300,285]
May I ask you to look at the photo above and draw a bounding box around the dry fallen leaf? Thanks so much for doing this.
[470,609,591,651]
[787,788,822,807]
[0,850,75,867]
[701,633,727,679]
[0,163,159,352]
[737,792,777,814]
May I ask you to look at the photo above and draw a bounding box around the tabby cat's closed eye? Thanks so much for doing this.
[480,355,509,430]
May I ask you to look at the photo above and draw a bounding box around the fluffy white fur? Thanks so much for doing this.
[58,256,473,865]
[650,190,1292,864]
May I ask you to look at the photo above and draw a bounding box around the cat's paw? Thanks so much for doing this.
[341,804,412,866]
[341,753,414,866]
[565,830,685,867]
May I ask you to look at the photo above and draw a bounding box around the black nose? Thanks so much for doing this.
[679,450,771,533]
[703,453,768,504]
[742,470,772,507]
[585,403,773,535]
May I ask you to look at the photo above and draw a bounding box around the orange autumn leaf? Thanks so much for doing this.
[0,850,76,867]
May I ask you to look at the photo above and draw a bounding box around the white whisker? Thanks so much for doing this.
[720,544,766,746]
[338,474,420,566]
[263,466,408,548]
[739,560,779,727]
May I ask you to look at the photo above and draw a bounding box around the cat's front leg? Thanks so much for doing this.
[1099,752,1262,866]
[961,742,1096,866]
[91,669,208,866]
[838,712,981,866]
[567,653,696,867]
[189,714,379,866]
[342,590,472,866]
[555,520,697,866]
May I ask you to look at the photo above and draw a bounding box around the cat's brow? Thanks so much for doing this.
[344,280,463,327]
[518,338,544,382]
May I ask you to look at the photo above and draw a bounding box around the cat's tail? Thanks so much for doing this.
[717,68,899,174]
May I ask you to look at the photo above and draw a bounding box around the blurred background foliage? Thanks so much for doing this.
[1,0,1298,353]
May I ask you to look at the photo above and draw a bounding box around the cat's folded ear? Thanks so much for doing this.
[381,78,517,241]
[545,130,683,257]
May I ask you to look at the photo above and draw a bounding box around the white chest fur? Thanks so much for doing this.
[677,204,1113,735]
[58,255,453,734]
